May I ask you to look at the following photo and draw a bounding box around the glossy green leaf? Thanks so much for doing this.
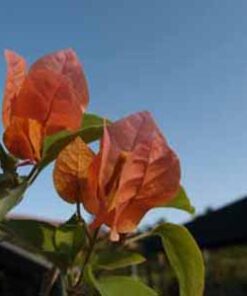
[94,250,145,271]
[154,223,204,296]
[40,113,110,169]
[0,182,27,221]
[2,219,56,252]
[164,186,195,214]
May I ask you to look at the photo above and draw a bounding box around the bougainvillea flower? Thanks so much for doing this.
[54,112,180,241]
[2,49,89,161]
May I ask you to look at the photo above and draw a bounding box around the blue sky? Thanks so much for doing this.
[0,0,247,227]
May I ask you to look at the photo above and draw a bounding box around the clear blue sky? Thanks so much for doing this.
[0,0,246,227]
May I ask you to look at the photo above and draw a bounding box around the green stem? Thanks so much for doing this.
[26,165,41,186]
[123,231,152,246]
[76,202,92,244]
[73,227,100,290]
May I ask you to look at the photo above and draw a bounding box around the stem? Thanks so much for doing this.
[76,202,92,244]
[123,231,152,246]
[26,165,41,186]
[39,266,60,296]
[76,202,82,219]
[73,228,100,290]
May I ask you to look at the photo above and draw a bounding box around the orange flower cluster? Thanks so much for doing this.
[2,49,181,240]
[2,49,88,161]
[54,112,180,241]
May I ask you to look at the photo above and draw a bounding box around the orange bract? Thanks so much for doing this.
[2,49,89,161]
[54,112,181,241]
[53,137,94,204]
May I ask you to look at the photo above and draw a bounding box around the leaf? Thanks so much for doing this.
[54,214,86,265]
[0,182,27,220]
[2,219,56,252]
[2,215,87,270]
[154,223,204,296]
[94,250,145,271]
[43,215,87,271]
[82,113,110,127]
[85,266,157,296]
[40,113,109,169]
[164,186,195,214]
[96,276,157,296]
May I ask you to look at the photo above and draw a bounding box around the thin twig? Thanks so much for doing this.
[39,266,60,296]
[26,165,41,186]
[76,202,92,244]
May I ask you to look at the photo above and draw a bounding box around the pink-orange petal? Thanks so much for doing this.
[11,68,83,135]
[104,111,181,206]
[2,50,26,128]
[30,48,89,111]
[3,117,42,161]
[89,111,181,241]
[97,112,153,198]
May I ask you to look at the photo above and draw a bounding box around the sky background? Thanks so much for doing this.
[0,0,246,227]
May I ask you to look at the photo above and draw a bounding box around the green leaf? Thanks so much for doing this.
[2,219,56,252]
[0,182,27,221]
[2,216,86,269]
[154,223,204,296]
[40,113,109,169]
[85,266,157,296]
[96,276,157,296]
[164,187,195,214]
[54,215,86,265]
[94,250,145,271]
[2,215,87,271]
[82,112,110,127]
